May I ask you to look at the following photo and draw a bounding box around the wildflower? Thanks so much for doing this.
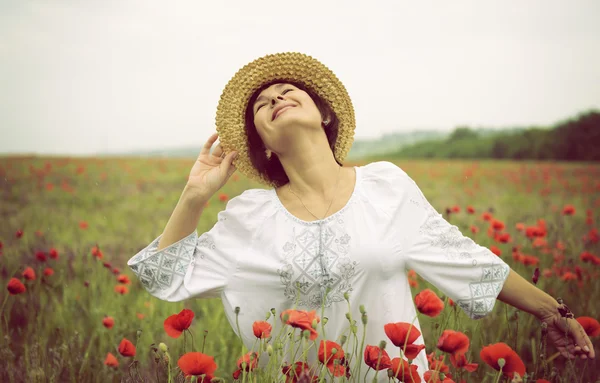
[415,288,445,317]
[49,248,59,260]
[282,361,318,383]
[384,322,426,359]
[423,370,453,382]
[117,274,130,284]
[467,206,475,214]
[576,317,600,337]
[91,245,103,259]
[562,205,575,215]
[79,221,88,229]
[479,342,525,379]
[449,352,478,372]
[387,357,421,383]
[114,285,128,295]
[118,338,136,357]
[436,330,470,356]
[164,308,195,338]
[137,313,145,320]
[252,321,272,339]
[218,193,228,202]
[16,229,24,238]
[318,340,345,377]
[35,251,47,262]
[232,351,259,378]
[102,316,114,329]
[104,352,119,367]
[489,245,502,257]
[43,267,54,277]
[364,345,392,370]
[23,267,36,281]
[177,352,217,380]
[281,309,320,340]
[7,278,26,295]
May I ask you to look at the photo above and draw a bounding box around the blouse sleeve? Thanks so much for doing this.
[127,189,261,302]
[379,161,511,319]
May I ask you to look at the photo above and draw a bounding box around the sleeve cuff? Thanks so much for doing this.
[127,231,198,301]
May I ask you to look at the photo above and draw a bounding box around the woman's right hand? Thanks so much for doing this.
[185,132,239,200]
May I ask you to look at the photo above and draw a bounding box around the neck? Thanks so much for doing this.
[276,137,341,198]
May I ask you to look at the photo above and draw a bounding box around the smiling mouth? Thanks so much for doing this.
[273,106,295,120]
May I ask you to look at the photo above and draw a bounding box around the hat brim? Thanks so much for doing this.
[215,52,356,188]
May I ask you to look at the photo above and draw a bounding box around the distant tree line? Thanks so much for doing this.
[387,110,600,161]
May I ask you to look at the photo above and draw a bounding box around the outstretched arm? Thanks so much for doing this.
[497,269,595,360]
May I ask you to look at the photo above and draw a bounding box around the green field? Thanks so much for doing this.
[1,156,599,382]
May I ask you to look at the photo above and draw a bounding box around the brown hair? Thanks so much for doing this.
[243,79,342,188]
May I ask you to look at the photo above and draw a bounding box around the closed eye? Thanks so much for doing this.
[256,89,293,112]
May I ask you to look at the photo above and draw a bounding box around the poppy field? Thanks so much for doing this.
[1,155,599,382]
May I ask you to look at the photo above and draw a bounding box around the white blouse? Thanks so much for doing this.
[127,161,510,382]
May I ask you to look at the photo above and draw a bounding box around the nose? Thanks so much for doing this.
[271,95,285,105]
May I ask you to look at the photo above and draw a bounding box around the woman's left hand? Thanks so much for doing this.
[539,309,595,360]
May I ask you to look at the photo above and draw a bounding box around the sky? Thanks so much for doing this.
[1,0,599,155]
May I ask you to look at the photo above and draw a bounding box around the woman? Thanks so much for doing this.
[128,52,594,381]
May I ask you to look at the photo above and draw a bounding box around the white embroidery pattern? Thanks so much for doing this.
[128,232,197,293]
[277,222,356,308]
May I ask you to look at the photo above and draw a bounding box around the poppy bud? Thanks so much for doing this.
[271,308,276,315]
[388,369,394,378]
[331,348,337,355]
[344,292,350,301]
[379,340,387,349]
[345,313,351,320]
[267,344,273,356]
[362,313,368,325]
[340,335,347,346]
[497,357,506,368]
[311,319,318,329]
[322,317,328,325]
[359,305,366,314]
[303,329,310,340]
[158,343,168,352]
[235,306,240,314]
[265,311,271,321]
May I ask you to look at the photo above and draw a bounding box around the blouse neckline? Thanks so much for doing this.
[270,166,361,226]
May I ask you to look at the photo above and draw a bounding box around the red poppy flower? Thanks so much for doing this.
[117,274,130,284]
[7,278,26,295]
[114,285,128,295]
[118,338,136,357]
[219,193,228,202]
[104,352,119,368]
[449,353,478,372]
[35,251,47,262]
[16,229,23,238]
[236,351,259,371]
[79,221,88,229]
[436,330,470,356]
[91,246,103,259]
[384,322,425,359]
[281,309,320,340]
[489,245,502,256]
[363,345,392,370]
[22,267,36,281]
[164,308,195,338]
[576,316,600,337]
[252,320,272,339]
[388,357,421,383]
[49,248,59,260]
[43,267,54,276]
[479,342,525,379]
[423,370,454,382]
[491,219,505,231]
[384,322,421,348]
[282,361,318,383]
[415,289,445,317]
[177,352,217,379]
[318,340,345,377]
[102,316,114,329]
[562,205,575,215]
[137,313,145,320]
[467,206,475,214]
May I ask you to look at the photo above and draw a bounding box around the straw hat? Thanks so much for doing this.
[215,52,356,188]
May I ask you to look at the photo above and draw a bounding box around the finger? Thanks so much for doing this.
[200,132,219,156]
[212,142,224,158]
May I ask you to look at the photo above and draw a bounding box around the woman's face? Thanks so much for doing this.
[251,82,323,154]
